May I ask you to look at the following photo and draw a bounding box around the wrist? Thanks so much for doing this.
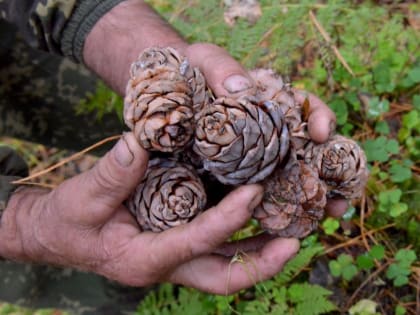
[83,0,188,95]
[0,188,49,262]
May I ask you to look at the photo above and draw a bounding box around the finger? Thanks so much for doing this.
[149,184,264,266]
[185,43,255,97]
[169,238,300,294]
[55,132,149,224]
[214,233,276,256]
[292,89,336,143]
[325,198,349,218]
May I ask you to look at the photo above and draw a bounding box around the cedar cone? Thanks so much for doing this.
[254,156,327,238]
[304,134,369,199]
[126,158,207,232]
[124,47,209,152]
[193,96,289,185]
[249,68,310,153]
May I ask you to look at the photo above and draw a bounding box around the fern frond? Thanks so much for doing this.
[275,245,324,285]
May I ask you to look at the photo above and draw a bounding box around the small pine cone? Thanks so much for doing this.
[126,158,207,232]
[193,96,289,185]
[249,69,310,153]
[304,134,369,199]
[124,47,209,152]
[254,157,327,238]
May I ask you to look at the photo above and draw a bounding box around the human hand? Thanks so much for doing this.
[184,43,348,217]
[0,132,299,294]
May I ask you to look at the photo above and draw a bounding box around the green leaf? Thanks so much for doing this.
[388,189,402,203]
[389,164,412,183]
[329,99,348,125]
[367,97,390,118]
[342,264,358,281]
[369,245,385,260]
[386,263,400,279]
[402,111,419,130]
[329,261,342,277]
[395,305,406,315]
[385,139,399,154]
[407,67,420,83]
[390,202,408,217]
[374,121,390,135]
[338,254,354,266]
[395,249,417,264]
[322,218,340,235]
[363,137,388,162]
[393,275,409,287]
[356,254,375,270]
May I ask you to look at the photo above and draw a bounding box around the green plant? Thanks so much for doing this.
[329,253,358,281]
[385,249,417,287]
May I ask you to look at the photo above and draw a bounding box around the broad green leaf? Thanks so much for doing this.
[329,261,341,277]
[395,249,417,264]
[390,202,408,217]
[395,305,406,315]
[322,218,340,235]
[407,67,420,83]
[369,245,385,260]
[389,164,412,183]
[367,97,390,118]
[388,189,402,203]
[329,99,348,125]
[342,264,358,281]
[402,111,419,130]
[393,275,409,287]
[363,137,388,162]
[385,139,399,154]
[375,121,390,135]
[356,254,375,270]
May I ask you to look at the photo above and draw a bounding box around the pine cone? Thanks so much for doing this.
[304,134,369,199]
[249,68,310,153]
[254,156,327,238]
[124,47,209,152]
[126,158,207,232]
[193,96,289,185]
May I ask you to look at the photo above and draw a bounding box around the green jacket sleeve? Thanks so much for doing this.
[0,146,29,218]
[0,0,125,63]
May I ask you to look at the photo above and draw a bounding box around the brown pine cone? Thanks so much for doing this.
[254,156,327,238]
[193,96,289,185]
[126,158,207,232]
[249,68,310,153]
[124,47,209,152]
[304,134,369,199]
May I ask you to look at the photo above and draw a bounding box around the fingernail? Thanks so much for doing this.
[114,135,134,167]
[223,74,252,93]
[284,238,300,258]
[248,185,264,211]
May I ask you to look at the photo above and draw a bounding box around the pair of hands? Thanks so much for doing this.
[0,43,346,294]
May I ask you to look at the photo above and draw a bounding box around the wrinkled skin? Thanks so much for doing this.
[0,0,346,294]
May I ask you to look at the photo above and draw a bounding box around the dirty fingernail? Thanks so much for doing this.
[223,74,252,93]
[114,135,134,167]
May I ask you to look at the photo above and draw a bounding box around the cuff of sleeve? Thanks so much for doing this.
[0,147,29,220]
[61,0,127,63]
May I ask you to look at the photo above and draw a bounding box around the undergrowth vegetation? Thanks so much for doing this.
[5,1,418,314]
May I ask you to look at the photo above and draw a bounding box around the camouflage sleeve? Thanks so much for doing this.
[0,146,29,219]
[0,0,126,63]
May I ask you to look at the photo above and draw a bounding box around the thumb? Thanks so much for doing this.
[56,132,149,224]
[185,43,255,97]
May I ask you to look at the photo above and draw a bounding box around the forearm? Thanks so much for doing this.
[83,0,188,95]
